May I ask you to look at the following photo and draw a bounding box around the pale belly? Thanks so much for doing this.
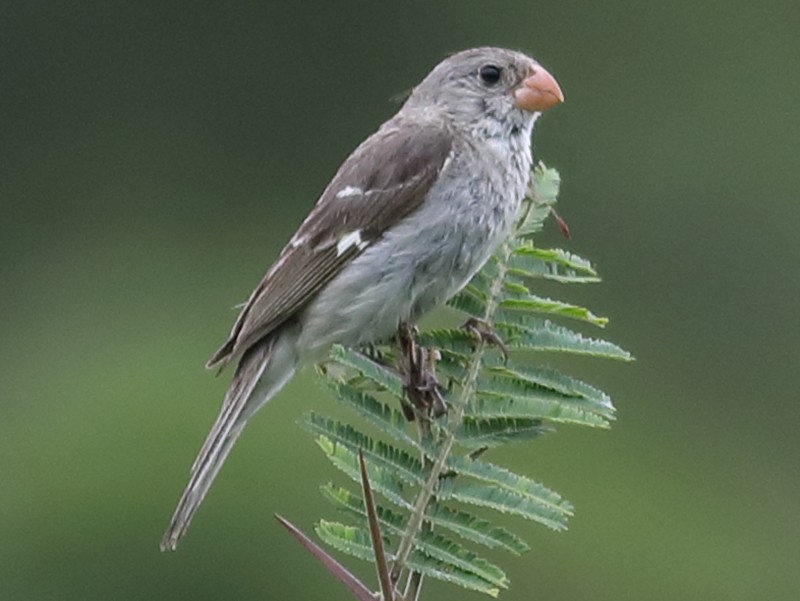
[296,184,521,359]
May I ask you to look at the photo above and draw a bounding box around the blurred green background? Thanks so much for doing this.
[2,1,798,600]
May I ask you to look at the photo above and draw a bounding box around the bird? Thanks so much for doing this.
[160,46,563,550]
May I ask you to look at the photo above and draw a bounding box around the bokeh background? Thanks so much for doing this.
[2,1,798,600]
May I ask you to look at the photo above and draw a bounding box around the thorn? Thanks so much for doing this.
[275,514,377,601]
[359,452,395,601]
[550,207,571,240]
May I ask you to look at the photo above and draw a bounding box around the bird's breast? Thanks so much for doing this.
[401,134,532,309]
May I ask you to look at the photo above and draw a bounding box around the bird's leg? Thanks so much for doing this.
[416,346,447,418]
[461,316,509,362]
[396,323,420,421]
[396,322,447,420]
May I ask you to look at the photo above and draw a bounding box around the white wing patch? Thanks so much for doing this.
[336,230,368,256]
[335,185,363,199]
[441,148,455,173]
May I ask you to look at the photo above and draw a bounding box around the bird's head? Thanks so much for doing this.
[404,47,564,136]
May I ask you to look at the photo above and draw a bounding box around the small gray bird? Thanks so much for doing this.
[161,47,563,550]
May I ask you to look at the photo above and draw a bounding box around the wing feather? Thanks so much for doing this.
[207,117,453,369]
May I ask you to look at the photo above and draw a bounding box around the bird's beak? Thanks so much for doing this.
[513,65,564,112]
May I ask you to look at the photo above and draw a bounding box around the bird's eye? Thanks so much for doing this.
[478,65,503,85]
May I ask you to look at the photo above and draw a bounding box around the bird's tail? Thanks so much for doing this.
[160,333,297,551]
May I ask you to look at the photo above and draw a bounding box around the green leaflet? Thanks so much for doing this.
[496,314,633,360]
[464,276,492,300]
[316,521,505,597]
[445,456,572,516]
[322,482,407,531]
[517,162,561,238]
[302,414,425,486]
[414,531,508,588]
[482,358,616,418]
[438,480,570,532]
[455,416,552,447]
[325,381,421,450]
[499,297,608,327]
[406,550,503,597]
[321,483,506,585]
[416,328,488,359]
[313,434,410,509]
[502,279,530,296]
[328,345,406,399]
[508,246,600,283]
[467,394,610,429]
[426,503,530,555]
[447,290,488,317]
[472,372,613,427]
[316,520,379,562]
[323,483,529,555]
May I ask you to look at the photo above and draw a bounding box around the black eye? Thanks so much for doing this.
[478,64,502,85]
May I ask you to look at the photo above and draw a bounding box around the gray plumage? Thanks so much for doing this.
[161,47,562,550]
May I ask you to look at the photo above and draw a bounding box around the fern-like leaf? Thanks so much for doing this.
[499,296,608,327]
[483,358,616,419]
[415,531,508,588]
[328,345,406,399]
[316,520,377,562]
[508,246,601,283]
[406,550,504,597]
[316,521,507,597]
[444,456,572,525]
[496,315,633,359]
[324,381,421,450]
[302,414,425,486]
[517,163,561,237]
[438,480,569,531]
[455,416,552,447]
[291,162,631,599]
[313,435,410,509]
[447,289,488,316]
[425,503,530,555]
[323,483,529,556]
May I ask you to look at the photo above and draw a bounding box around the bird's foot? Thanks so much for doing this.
[461,317,509,362]
[396,322,448,420]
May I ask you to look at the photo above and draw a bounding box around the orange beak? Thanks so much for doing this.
[513,65,564,112]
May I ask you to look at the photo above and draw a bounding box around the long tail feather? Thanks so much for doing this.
[160,340,277,551]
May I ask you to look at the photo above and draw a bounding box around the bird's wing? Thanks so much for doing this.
[207,118,453,369]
